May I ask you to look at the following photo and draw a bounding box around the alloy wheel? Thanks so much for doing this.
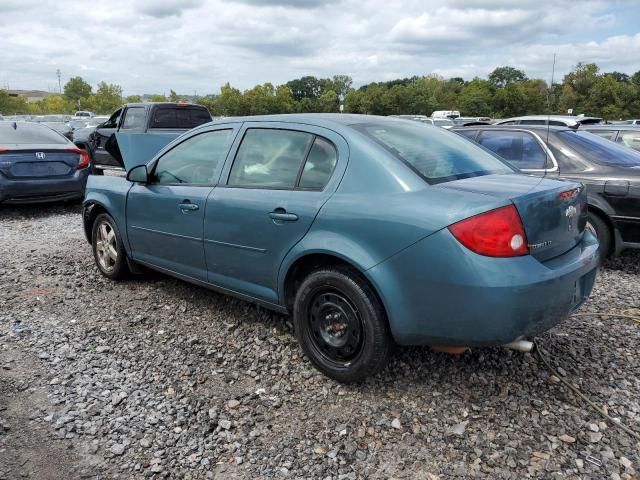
[95,221,118,272]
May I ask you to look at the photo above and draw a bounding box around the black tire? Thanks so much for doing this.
[91,213,129,280]
[588,213,612,260]
[293,266,391,383]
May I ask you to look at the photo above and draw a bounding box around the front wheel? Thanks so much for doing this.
[91,213,128,279]
[293,267,391,383]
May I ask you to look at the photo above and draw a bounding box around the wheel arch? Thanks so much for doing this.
[587,203,618,254]
[82,201,109,244]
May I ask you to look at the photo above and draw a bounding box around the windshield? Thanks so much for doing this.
[0,123,68,145]
[557,130,640,167]
[353,121,515,184]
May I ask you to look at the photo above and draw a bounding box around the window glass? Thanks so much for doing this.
[102,108,122,128]
[299,137,337,190]
[153,129,232,185]
[498,120,517,125]
[121,107,146,130]
[0,122,67,144]
[557,130,640,167]
[477,130,548,169]
[455,129,477,139]
[549,121,566,126]
[151,107,212,129]
[228,129,313,188]
[353,121,514,184]
[520,119,546,125]
[588,130,617,141]
[616,132,640,151]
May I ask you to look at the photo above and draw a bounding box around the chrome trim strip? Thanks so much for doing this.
[204,238,267,253]
[129,225,201,242]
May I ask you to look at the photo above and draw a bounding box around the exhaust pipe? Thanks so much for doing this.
[504,340,534,353]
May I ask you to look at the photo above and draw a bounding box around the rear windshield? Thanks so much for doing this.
[0,123,68,145]
[151,107,212,129]
[353,121,515,184]
[557,130,640,167]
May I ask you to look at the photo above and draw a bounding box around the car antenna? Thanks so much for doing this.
[544,53,556,178]
[12,121,17,130]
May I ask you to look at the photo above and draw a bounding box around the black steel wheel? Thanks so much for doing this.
[293,266,391,383]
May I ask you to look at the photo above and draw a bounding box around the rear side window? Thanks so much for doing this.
[121,107,146,130]
[151,107,212,129]
[299,137,337,190]
[557,130,640,167]
[353,122,514,184]
[455,129,477,139]
[520,119,546,125]
[0,123,67,145]
[228,129,313,188]
[153,129,232,185]
[477,130,549,170]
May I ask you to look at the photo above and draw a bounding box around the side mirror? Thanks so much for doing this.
[127,165,148,183]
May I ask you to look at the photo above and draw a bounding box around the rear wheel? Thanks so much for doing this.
[293,267,391,383]
[587,212,612,260]
[92,213,128,279]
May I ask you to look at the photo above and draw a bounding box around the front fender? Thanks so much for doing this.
[83,176,132,251]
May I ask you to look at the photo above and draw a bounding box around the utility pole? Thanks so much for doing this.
[56,69,62,93]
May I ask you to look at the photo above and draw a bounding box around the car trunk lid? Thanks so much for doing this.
[438,174,587,261]
[0,147,80,179]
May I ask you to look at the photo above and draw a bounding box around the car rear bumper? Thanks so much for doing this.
[0,169,89,204]
[366,228,600,346]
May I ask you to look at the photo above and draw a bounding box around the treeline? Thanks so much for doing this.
[2,63,640,120]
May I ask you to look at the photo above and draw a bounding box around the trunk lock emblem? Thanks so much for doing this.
[565,205,577,231]
[35,152,46,159]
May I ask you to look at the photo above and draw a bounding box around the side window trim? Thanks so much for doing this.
[296,136,339,191]
[293,134,317,189]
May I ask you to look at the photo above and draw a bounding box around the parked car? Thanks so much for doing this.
[580,125,640,152]
[82,114,599,382]
[87,103,212,174]
[494,115,602,128]
[40,121,74,140]
[453,125,640,257]
[391,115,454,129]
[72,116,111,149]
[0,121,90,204]
[609,120,640,125]
[74,111,95,118]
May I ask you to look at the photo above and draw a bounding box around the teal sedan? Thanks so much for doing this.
[82,114,599,382]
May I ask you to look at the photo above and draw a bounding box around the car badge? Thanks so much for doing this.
[565,205,577,231]
[35,152,46,159]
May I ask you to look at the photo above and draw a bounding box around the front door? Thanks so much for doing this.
[126,127,236,280]
[92,107,122,168]
[204,123,346,303]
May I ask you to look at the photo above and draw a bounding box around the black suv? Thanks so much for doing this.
[87,103,212,174]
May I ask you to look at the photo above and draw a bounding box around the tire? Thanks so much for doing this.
[293,266,391,383]
[587,213,612,260]
[91,213,128,280]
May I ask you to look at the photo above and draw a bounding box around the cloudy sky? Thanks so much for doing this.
[1,0,639,95]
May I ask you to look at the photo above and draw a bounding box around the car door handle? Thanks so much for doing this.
[179,201,199,212]
[269,209,298,222]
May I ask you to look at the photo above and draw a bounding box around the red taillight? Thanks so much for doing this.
[67,148,90,169]
[559,189,578,200]
[449,204,529,257]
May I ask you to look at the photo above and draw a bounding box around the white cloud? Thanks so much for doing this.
[0,0,637,95]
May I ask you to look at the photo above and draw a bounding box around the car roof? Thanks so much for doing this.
[203,113,414,130]
[582,124,640,131]
[497,115,602,121]
[452,124,572,133]
[123,102,208,108]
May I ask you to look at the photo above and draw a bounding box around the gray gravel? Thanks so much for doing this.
[0,203,638,479]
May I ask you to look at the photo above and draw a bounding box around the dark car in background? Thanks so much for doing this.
[0,122,90,204]
[494,115,603,128]
[581,125,640,152]
[88,103,212,174]
[453,125,640,257]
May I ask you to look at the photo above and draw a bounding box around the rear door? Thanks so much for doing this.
[126,126,238,280]
[203,122,347,303]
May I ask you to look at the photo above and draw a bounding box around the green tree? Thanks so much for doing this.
[0,90,30,114]
[126,95,143,103]
[63,76,92,104]
[488,66,527,89]
[458,78,493,116]
[89,82,123,114]
[149,94,168,102]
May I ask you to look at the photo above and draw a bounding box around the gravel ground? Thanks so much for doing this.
[0,203,638,480]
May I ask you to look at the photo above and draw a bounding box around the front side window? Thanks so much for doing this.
[353,121,514,184]
[121,107,146,130]
[477,130,548,170]
[153,129,232,185]
[228,129,313,188]
[101,108,122,129]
